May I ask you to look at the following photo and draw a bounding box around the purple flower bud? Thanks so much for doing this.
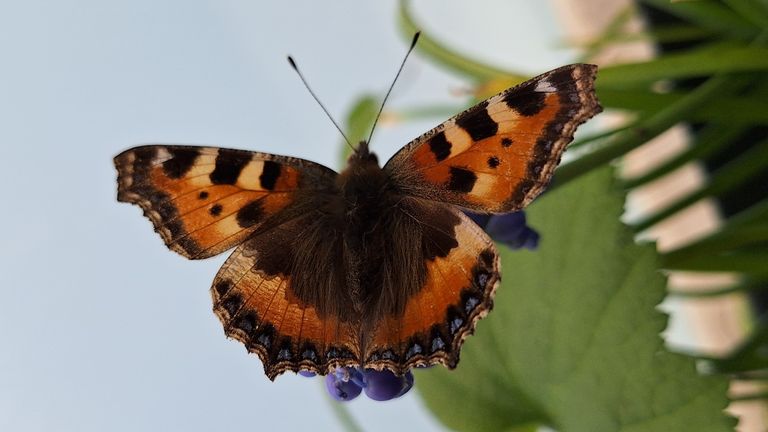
[298,370,316,377]
[362,369,414,401]
[466,212,491,228]
[325,368,364,402]
[466,211,539,250]
[485,212,539,250]
[320,367,415,402]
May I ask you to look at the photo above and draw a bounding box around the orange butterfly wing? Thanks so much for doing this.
[114,145,337,259]
[211,215,360,380]
[362,205,499,374]
[385,64,601,213]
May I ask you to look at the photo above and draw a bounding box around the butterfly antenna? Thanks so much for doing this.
[287,56,355,152]
[366,31,421,145]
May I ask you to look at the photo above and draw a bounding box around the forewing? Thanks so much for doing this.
[384,64,601,213]
[114,145,337,259]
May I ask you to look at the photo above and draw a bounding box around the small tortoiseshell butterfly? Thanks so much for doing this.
[115,63,601,380]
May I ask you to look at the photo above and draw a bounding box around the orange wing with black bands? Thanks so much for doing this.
[114,145,337,259]
[211,225,360,380]
[362,206,500,374]
[384,64,601,213]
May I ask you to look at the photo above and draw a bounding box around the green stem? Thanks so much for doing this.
[325,382,365,432]
[662,251,768,275]
[724,199,768,229]
[732,371,768,381]
[662,221,768,265]
[730,392,768,402]
[596,44,768,89]
[597,88,768,123]
[568,121,638,149]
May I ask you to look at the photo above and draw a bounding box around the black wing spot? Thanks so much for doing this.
[487,156,500,169]
[428,131,452,162]
[479,249,495,267]
[455,101,498,141]
[221,294,242,317]
[209,203,223,217]
[198,191,209,200]
[501,138,513,148]
[504,82,546,117]
[162,148,199,179]
[447,167,477,193]
[509,179,536,206]
[260,161,281,190]
[214,279,232,296]
[236,200,264,228]
[210,150,250,185]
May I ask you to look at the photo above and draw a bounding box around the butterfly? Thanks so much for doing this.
[114,63,601,380]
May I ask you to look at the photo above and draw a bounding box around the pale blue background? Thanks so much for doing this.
[0,1,573,431]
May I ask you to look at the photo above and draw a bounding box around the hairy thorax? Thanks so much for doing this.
[338,147,390,242]
[332,142,461,326]
[336,144,397,312]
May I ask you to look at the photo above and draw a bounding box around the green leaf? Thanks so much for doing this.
[663,250,768,277]
[639,0,760,40]
[596,44,768,89]
[722,0,768,28]
[416,167,734,431]
[640,25,715,44]
[663,221,768,267]
[598,89,768,124]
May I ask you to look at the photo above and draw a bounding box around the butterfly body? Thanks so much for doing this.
[115,64,602,379]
